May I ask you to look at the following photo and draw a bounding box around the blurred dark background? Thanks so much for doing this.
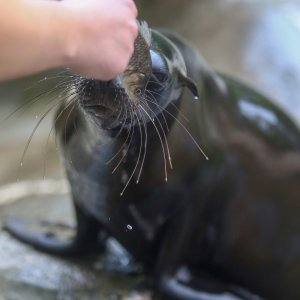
[1,0,300,299]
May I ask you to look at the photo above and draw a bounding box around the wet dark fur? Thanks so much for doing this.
[5,25,300,300]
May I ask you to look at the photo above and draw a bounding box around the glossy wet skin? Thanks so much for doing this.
[5,27,300,300]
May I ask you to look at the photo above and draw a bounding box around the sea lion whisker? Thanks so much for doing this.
[47,94,79,149]
[114,92,123,121]
[108,104,123,130]
[155,103,209,160]
[59,93,80,153]
[144,90,170,132]
[140,97,173,169]
[142,93,168,118]
[101,92,123,129]
[143,96,207,160]
[170,102,190,123]
[23,73,75,93]
[20,100,62,168]
[105,93,130,163]
[39,69,77,82]
[143,96,183,125]
[111,109,135,174]
[108,101,128,142]
[43,96,78,179]
[56,91,80,105]
[63,95,79,149]
[138,104,168,182]
[74,80,94,101]
[42,74,76,81]
[1,77,73,125]
[134,107,144,183]
[36,77,77,98]
[120,109,144,195]
[149,76,173,93]
[144,87,165,108]
[55,69,78,77]
[42,81,79,107]
[133,90,154,121]
[75,81,89,106]
[49,72,79,82]
[136,106,148,183]
[105,106,131,165]
[144,88,166,104]
[123,105,135,147]
[145,87,167,98]
[105,91,130,145]
[44,90,81,151]
[147,79,165,86]
[146,81,166,92]
[148,73,172,89]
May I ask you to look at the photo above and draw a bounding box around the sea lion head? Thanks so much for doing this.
[75,21,198,131]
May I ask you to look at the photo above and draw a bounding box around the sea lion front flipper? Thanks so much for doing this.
[3,202,103,256]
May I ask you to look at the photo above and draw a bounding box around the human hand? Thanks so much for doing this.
[60,0,138,80]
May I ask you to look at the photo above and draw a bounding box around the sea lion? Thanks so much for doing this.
[5,21,300,300]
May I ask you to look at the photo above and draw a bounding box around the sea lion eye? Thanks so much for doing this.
[150,50,169,78]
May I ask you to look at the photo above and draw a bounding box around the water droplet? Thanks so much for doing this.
[127,224,133,230]
[194,96,199,100]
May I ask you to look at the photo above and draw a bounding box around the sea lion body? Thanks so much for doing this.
[6,25,300,300]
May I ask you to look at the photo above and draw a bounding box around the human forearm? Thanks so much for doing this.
[0,0,67,81]
[0,0,138,81]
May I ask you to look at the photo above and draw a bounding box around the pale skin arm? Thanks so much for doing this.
[0,0,138,81]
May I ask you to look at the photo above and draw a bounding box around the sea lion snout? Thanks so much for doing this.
[73,21,199,132]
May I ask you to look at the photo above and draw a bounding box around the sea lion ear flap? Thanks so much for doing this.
[178,72,200,100]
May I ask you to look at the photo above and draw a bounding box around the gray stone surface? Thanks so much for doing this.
[1,0,300,299]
